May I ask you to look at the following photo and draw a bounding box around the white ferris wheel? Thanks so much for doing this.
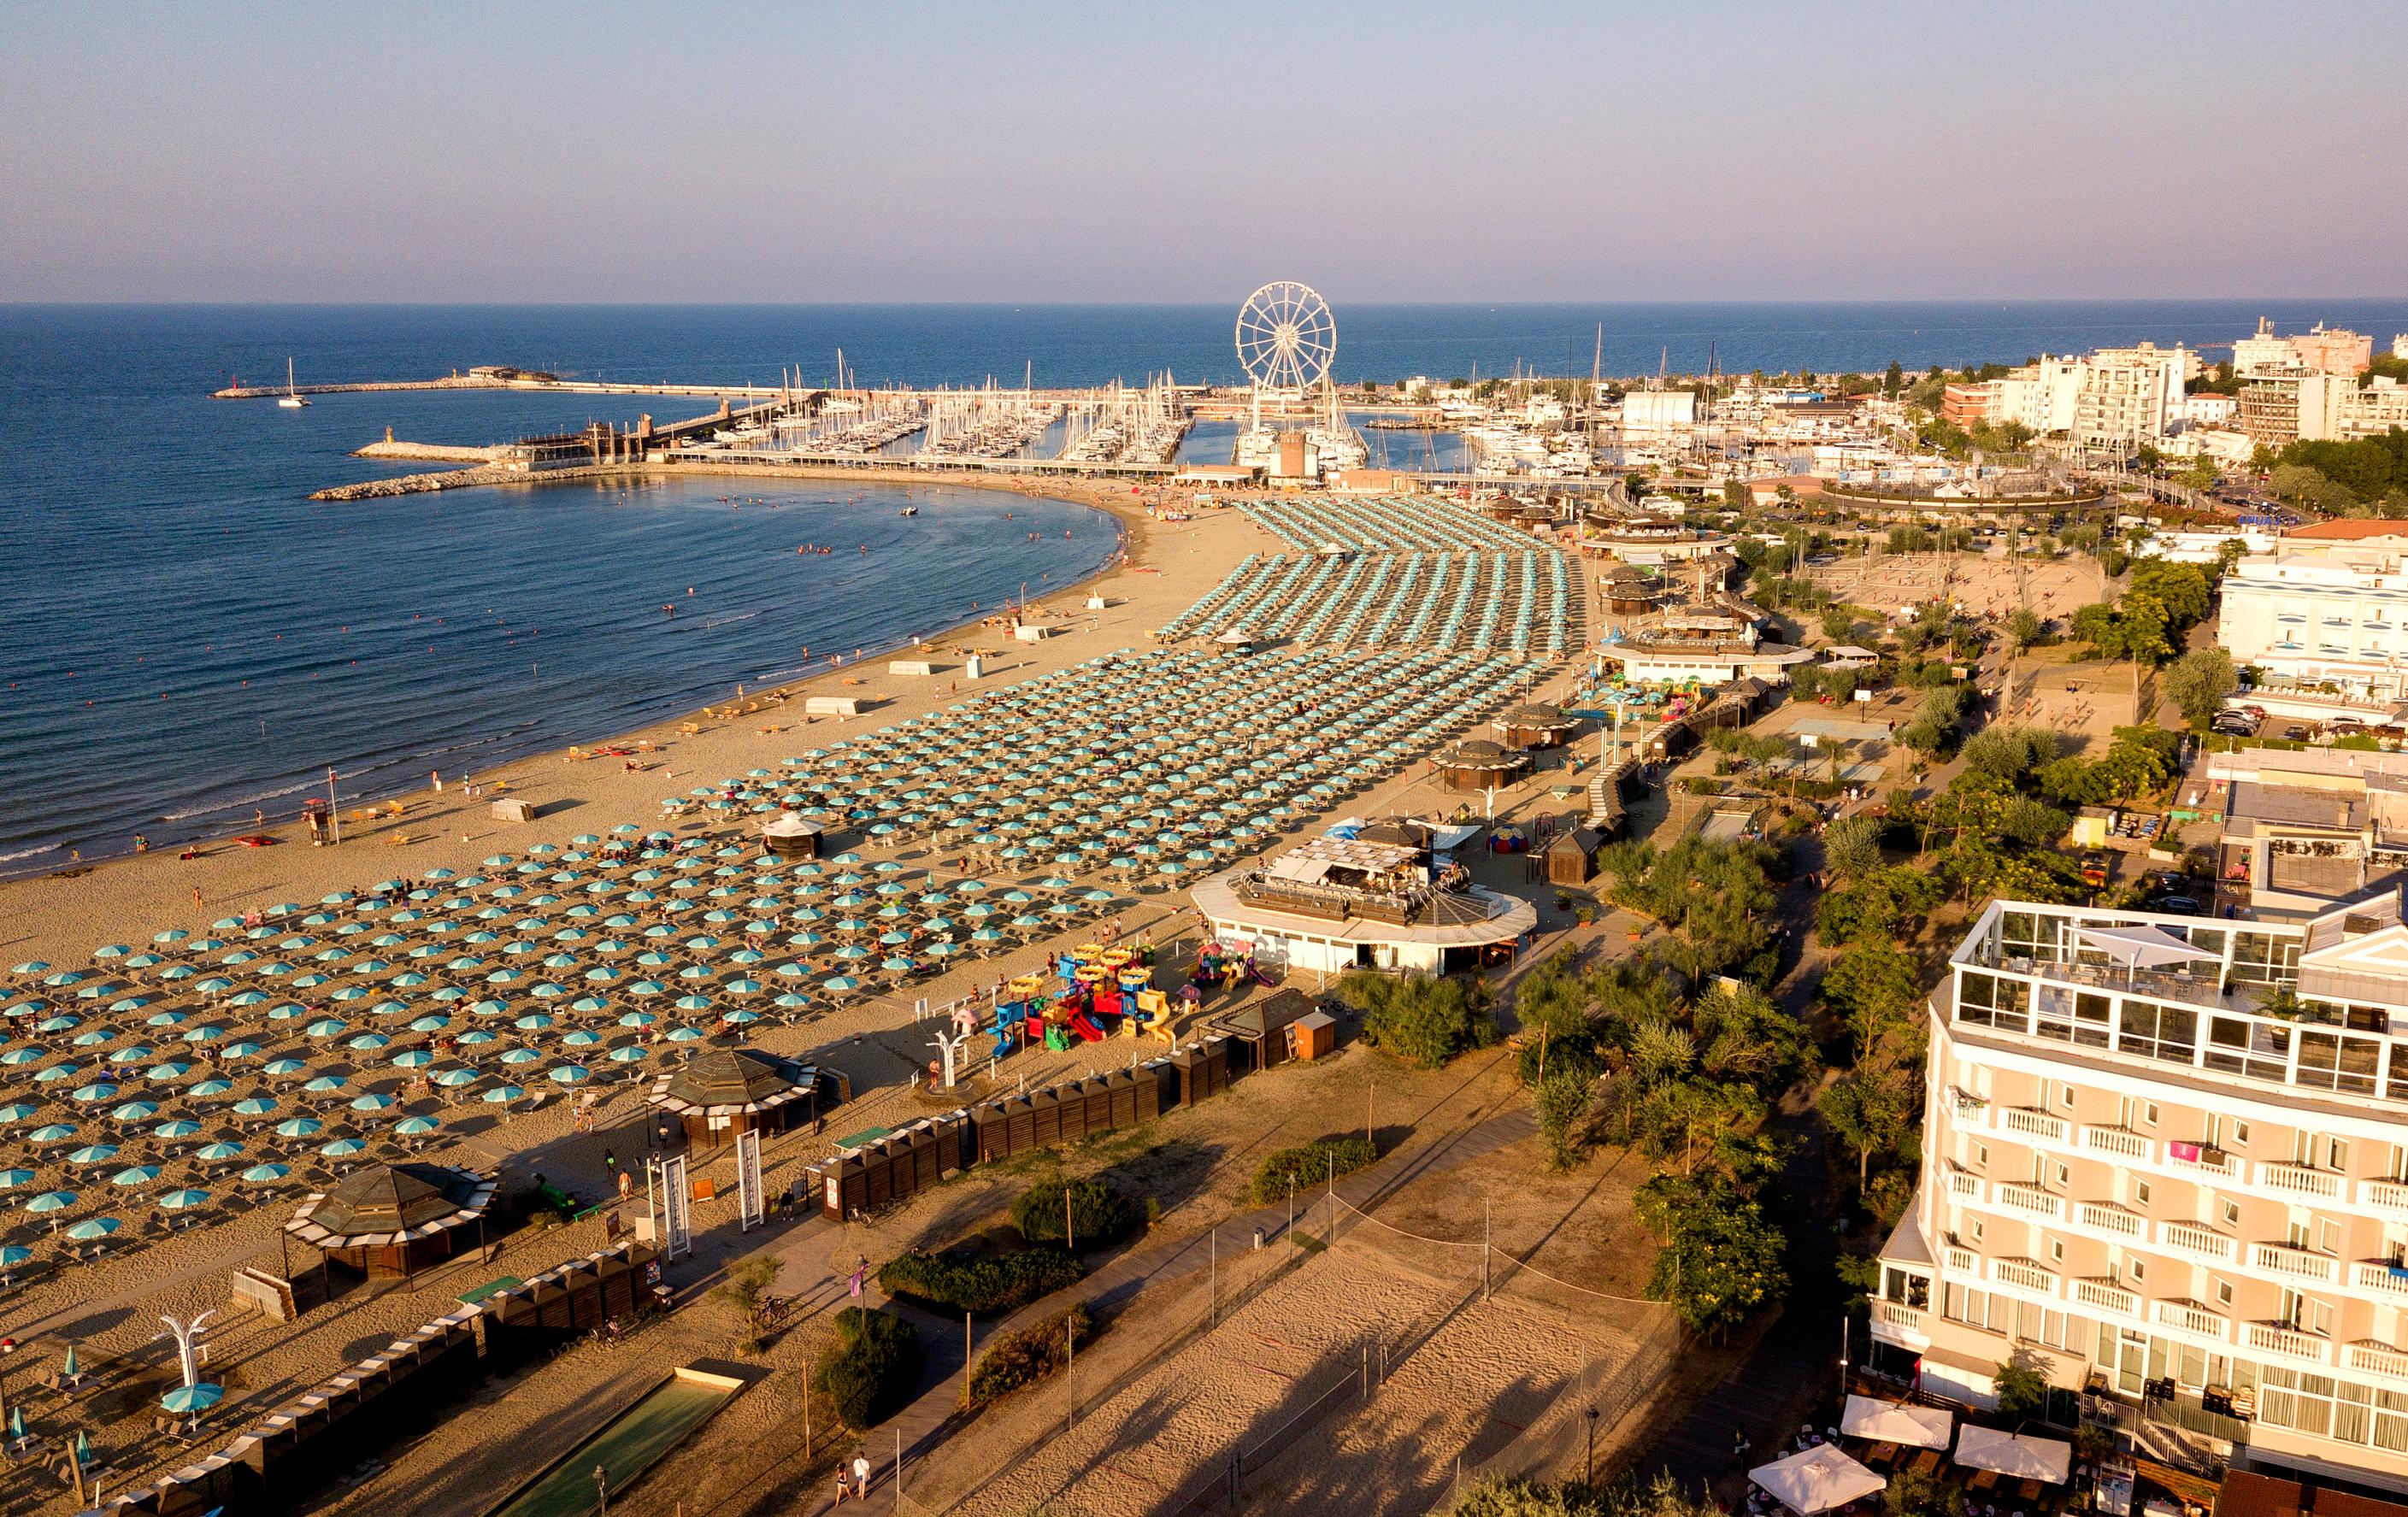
[1235,281,1337,394]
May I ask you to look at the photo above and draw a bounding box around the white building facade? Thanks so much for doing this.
[1873,893,2408,1493]
[2220,557,2408,699]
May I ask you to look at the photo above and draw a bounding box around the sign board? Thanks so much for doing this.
[650,1154,692,1261]
[736,1129,765,1232]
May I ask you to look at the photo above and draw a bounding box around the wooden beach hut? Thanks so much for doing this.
[645,1047,833,1150]
[1493,702,1581,751]
[1432,738,1531,792]
[284,1162,496,1280]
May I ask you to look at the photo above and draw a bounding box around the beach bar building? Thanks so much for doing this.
[644,1048,839,1150]
[284,1162,497,1280]
[1192,837,1537,975]
[761,813,823,859]
[1432,738,1531,791]
[1492,702,1581,750]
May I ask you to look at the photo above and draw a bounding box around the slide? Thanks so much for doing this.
[1069,1010,1104,1042]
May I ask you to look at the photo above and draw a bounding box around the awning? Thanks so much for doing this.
[1841,1394,1952,1449]
[1952,1424,2071,1483]
[1750,1444,1887,1514]
[2075,924,2219,971]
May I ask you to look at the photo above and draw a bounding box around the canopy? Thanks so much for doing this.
[1840,1394,1952,1450]
[2075,924,2217,971]
[1952,1425,2070,1484]
[1751,1444,1887,1514]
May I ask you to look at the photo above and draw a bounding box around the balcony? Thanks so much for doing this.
[2352,1259,2408,1297]
[1992,1181,2069,1221]
[2158,1221,2240,1262]
[2081,1125,2154,1162]
[2367,1180,2408,1217]
[2154,1299,2233,1343]
[2073,1277,2140,1318]
[1992,1257,2062,1296]
[1945,1163,1982,1201]
[1999,1106,2070,1143]
[1944,1244,1979,1276]
[1947,1087,1989,1120]
[1873,1300,1928,1336]
[2245,1321,2335,1365]
[2252,1241,2342,1284]
[2347,1341,2408,1380]
[2166,1146,2243,1181]
[2076,1200,2147,1239]
[2255,1161,2347,1202]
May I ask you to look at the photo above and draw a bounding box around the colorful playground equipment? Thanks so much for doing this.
[981,938,1170,1059]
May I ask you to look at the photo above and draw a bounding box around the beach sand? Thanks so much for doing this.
[0,472,1598,1513]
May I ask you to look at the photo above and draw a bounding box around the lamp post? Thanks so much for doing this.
[1585,1405,1599,1485]
[0,1337,15,1464]
[594,1462,609,1516]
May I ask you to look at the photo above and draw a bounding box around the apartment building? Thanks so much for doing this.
[2202,748,2408,917]
[2219,556,2408,699]
[1873,892,2408,1492]
[2075,345,2197,450]
[2341,379,2408,444]
[2236,320,2376,379]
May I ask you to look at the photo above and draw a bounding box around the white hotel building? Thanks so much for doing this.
[2220,556,2408,703]
[1873,891,2408,1492]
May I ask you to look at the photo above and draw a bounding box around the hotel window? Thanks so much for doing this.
[2232,932,2300,984]
[2216,1279,2234,1306]
[2034,985,2111,1047]
[2117,1001,2199,1064]
[2207,1015,2292,1081]
[2297,1031,2382,1096]
[2234,1121,2251,1146]
[1957,972,2030,1034]
[2054,1161,2070,1187]
[2224,1198,2242,1226]
[2134,1179,2152,1205]
[2049,1238,2065,1264]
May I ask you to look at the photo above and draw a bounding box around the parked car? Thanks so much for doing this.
[2329,714,2367,731]
[2081,852,2111,888]
[2281,724,2314,741]
[2211,713,2256,736]
[2154,896,2203,916]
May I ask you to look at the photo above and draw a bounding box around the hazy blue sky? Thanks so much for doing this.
[3,1,2402,303]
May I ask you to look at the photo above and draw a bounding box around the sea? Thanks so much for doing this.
[6,299,2407,873]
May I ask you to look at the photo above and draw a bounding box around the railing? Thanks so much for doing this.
[1948,1087,1990,1120]
[2167,1147,2243,1180]
[1993,1258,2061,1296]
[2366,1180,2408,1215]
[2082,1125,2154,1161]
[2245,1322,2334,1364]
[2154,1301,2232,1342]
[1992,1181,2068,1220]
[2077,1201,2147,1239]
[1873,1300,1928,1334]
[2158,1222,2239,1261]
[2256,1161,2346,1202]
[2348,1341,2408,1380]
[2074,1278,2140,1317]
[1946,1166,1982,1201]
[1944,1244,1979,1276]
[2252,1242,2341,1284]
[2000,1107,2071,1142]
[2352,1260,2408,1297]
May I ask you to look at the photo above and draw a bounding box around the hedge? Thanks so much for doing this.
[1251,1135,1375,1203]
[1010,1179,1141,1251]
[961,1302,1093,1409]
[814,1306,921,1427]
[877,1246,1083,1315]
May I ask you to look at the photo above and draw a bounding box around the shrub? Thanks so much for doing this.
[961,1303,1092,1408]
[1251,1135,1375,1202]
[1338,971,1498,1068]
[814,1306,921,1427]
[1010,1179,1141,1251]
[877,1246,1082,1315]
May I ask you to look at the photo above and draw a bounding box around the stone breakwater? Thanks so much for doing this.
[309,463,624,501]
[351,439,504,464]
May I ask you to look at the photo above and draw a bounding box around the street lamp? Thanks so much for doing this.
[0,1338,15,1463]
[1585,1405,1600,1485]
[594,1463,609,1516]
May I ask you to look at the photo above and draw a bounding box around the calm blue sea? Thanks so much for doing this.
[5,300,2405,870]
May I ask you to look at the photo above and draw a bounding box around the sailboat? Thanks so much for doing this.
[278,357,309,409]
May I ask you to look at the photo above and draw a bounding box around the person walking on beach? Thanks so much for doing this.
[852,1455,871,1498]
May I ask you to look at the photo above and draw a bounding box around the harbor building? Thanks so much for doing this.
[1870,891,2408,1494]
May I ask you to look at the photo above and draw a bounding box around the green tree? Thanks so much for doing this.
[1823,816,1885,880]
[1339,972,1499,1068]
[2005,606,2045,653]
[1817,1068,1918,1192]
[1637,1175,1788,1337]
[1821,937,1922,1048]
[2164,648,2239,729]
[1883,360,1905,397]
[1993,1359,2049,1420]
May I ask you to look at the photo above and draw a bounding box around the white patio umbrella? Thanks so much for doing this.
[1952,1425,2069,1484]
[1840,1394,1952,1450]
[1751,1444,1887,1514]
[2075,924,2217,985]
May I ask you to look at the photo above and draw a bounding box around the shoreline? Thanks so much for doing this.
[0,463,1154,889]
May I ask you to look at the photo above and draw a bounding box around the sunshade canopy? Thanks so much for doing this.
[1840,1394,1952,1450]
[1751,1444,1887,1514]
[1952,1425,2070,1484]
[2075,924,2217,970]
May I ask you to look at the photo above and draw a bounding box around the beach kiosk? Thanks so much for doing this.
[1492,702,1581,751]
[1545,826,1601,886]
[645,1048,833,1150]
[284,1162,496,1280]
[1432,738,1530,792]
[760,813,823,860]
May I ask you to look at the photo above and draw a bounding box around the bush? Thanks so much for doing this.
[1251,1135,1375,1202]
[961,1303,1092,1408]
[1338,971,1498,1069]
[877,1246,1082,1315]
[1011,1179,1141,1251]
[814,1306,921,1427]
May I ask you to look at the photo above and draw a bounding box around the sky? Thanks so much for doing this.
[3,0,2404,303]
